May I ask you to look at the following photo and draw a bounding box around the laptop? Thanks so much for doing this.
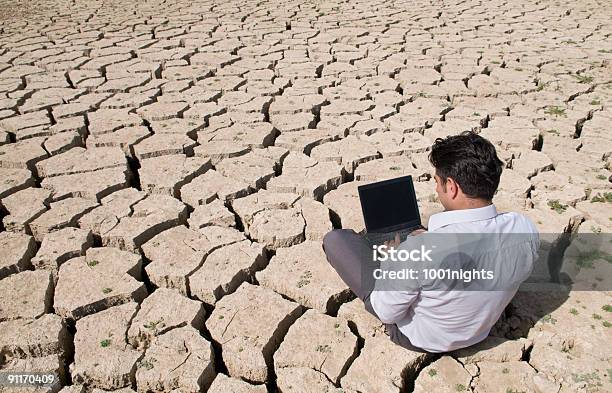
[357,175,424,245]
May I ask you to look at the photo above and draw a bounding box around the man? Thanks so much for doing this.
[322,131,539,353]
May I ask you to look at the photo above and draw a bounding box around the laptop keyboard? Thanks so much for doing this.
[363,227,422,246]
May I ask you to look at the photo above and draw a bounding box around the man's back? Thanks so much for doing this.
[370,205,540,353]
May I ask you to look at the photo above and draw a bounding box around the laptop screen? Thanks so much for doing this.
[358,175,421,232]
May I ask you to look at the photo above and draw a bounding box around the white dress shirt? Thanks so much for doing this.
[369,204,540,353]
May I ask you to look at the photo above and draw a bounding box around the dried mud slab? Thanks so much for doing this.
[138,154,212,197]
[230,190,301,233]
[187,199,236,229]
[207,373,267,393]
[310,134,380,175]
[275,367,344,393]
[323,181,367,232]
[86,126,151,157]
[31,227,92,279]
[135,326,215,393]
[472,361,538,393]
[71,302,141,390]
[256,241,349,313]
[353,156,425,182]
[0,231,36,279]
[127,288,206,350]
[295,197,333,241]
[34,146,127,178]
[133,134,198,160]
[206,283,302,383]
[101,194,188,252]
[0,314,70,360]
[0,139,48,175]
[1,187,52,233]
[413,356,472,393]
[452,336,532,364]
[143,225,245,295]
[28,197,99,241]
[341,336,429,393]
[266,151,344,201]
[0,270,53,321]
[78,188,147,237]
[41,167,131,202]
[248,207,305,249]
[179,169,251,207]
[189,239,267,305]
[214,151,277,190]
[0,167,35,199]
[274,309,358,384]
[337,298,385,339]
[54,247,146,321]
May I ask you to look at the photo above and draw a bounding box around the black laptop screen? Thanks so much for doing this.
[359,176,420,232]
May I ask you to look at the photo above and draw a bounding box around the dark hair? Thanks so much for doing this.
[428,131,503,200]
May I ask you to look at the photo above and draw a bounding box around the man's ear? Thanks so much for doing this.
[446,177,460,199]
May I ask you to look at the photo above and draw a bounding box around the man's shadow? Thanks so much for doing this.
[452,233,574,358]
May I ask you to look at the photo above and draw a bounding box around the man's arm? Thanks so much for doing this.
[369,289,419,324]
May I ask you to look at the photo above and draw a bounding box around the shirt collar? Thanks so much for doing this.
[427,204,498,232]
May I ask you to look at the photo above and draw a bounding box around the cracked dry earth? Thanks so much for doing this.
[0,0,612,392]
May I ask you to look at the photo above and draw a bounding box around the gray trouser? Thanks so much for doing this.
[322,228,427,353]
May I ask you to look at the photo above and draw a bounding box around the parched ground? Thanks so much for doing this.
[0,0,611,392]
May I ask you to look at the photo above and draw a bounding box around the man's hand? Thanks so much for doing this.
[383,232,401,248]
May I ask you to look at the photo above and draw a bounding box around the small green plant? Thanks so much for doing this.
[595,174,608,181]
[536,81,549,91]
[334,323,340,329]
[544,106,566,117]
[502,367,509,374]
[546,129,559,135]
[389,166,400,170]
[571,371,601,388]
[590,99,601,105]
[100,339,111,348]
[297,271,313,288]
[87,260,99,267]
[218,315,224,319]
[143,318,165,330]
[547,199,567,214]
[593,313,602,320]
[428,368,437,377]
[541,314,557,324]
[455,384,466,392]
[315,344,332,353]
[238,347,244,352]
[604,321,611,328]
[573,74,594,84]
[506,389,526,393]
[602,304,612,312]
[137,358,155,370]
[102,287,112,294]
[590,192,612,202]
[569,308,579,316]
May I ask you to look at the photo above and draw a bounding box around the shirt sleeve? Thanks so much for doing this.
[369,289,420,324]
[368,234,425,323]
